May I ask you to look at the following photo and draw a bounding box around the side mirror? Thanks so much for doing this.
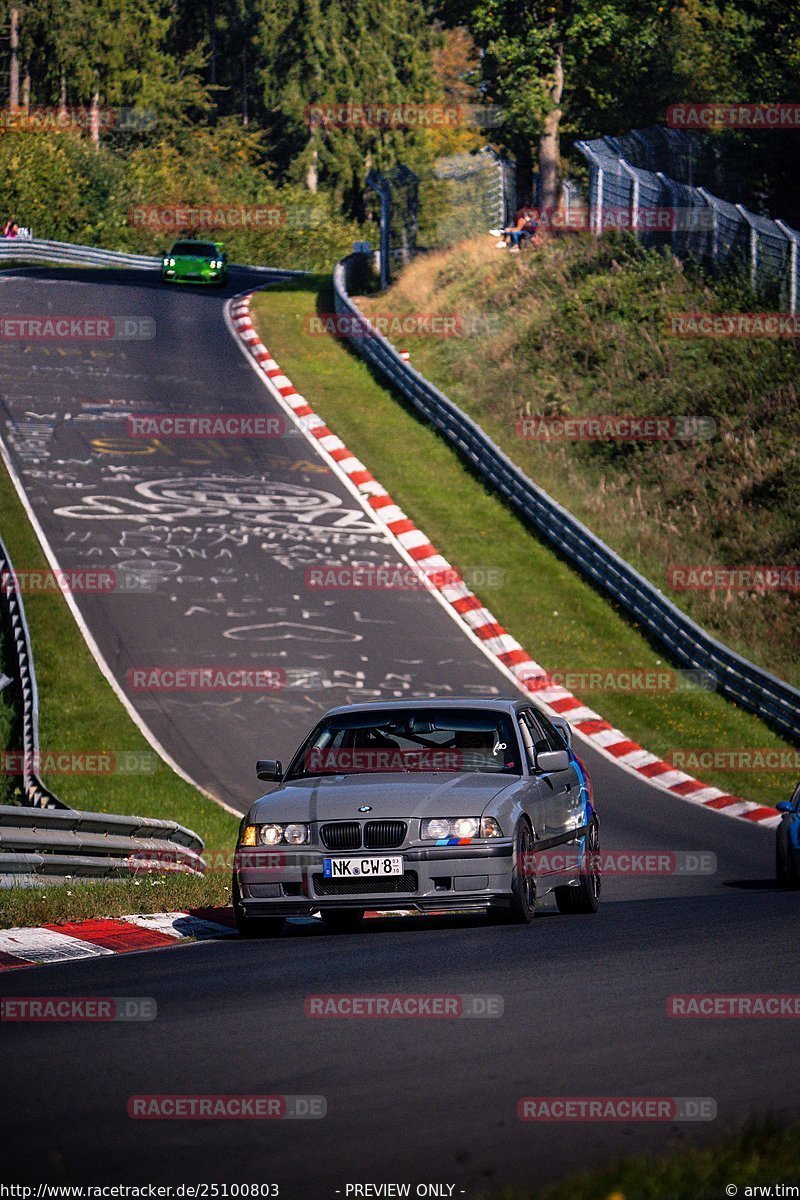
[776,800,793,814]
[256,758,283,782]
[536,749,570,774]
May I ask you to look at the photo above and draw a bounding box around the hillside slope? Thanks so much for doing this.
[359,234,800,687]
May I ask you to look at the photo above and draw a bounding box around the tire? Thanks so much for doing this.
[320,910,364,932]
[232,878,286,938]
[555,819,601,915]
[490,819,536,924]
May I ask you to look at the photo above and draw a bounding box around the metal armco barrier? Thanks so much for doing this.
[0,236,301,274]
[333,254,800,743]
[0,535,64,809]
[0,804,205,887]
[0,238,160,270]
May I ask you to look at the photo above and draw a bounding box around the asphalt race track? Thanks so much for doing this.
[1,266,799,1194]
[0,266,514,809]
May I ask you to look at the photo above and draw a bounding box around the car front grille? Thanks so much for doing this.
[363,820,406,849]
[319,820,408,850]
[320,822,361,851]
[313,871,418,897]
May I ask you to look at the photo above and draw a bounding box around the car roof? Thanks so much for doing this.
[320,697,531,719]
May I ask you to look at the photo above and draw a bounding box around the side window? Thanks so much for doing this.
[792,783,800,810]
[537,710,569,752]
[519,710,549,759]
[522,708,562,754]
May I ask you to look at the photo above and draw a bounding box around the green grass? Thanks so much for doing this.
[0,460,238,922]
[359,234,800,688]
[0,872,231,930]
[500,1119,800,1200]
[250,277,796,806]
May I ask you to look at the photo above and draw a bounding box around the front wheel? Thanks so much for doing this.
[555,819,601,914]
[232,878,286,938]
[490,819,536,924]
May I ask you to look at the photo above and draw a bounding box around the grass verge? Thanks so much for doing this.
[251,277,796,806]
[0,459,238,923]
[510,1119,800,1200]
[0,873,231,930]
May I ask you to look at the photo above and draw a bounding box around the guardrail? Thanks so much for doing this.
[333,253,800,743]
[0,535,65,808]
[0,236,304,274]
[0,804,205,887]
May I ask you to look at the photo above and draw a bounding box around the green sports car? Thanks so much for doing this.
[161,239,228,285]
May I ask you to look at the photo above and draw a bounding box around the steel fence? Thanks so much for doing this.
[333,253,800,743]
[367,147,517,284]
[576,131,800,311]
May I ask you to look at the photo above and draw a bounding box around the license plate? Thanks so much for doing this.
[323,855,403,879]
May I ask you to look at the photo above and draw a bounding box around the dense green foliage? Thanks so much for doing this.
[0,0,797,240]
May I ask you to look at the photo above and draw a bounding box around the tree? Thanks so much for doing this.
[450,0,668,208]
[256,0,439,216]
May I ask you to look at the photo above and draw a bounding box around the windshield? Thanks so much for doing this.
[285,708,521,779]
[171,242,218,256]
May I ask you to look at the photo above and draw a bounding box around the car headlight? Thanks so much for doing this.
[250,822,309,846]
[284,824,308,845]
[423,818,451,840]
[481,816,503,838]
[168,258,175,266]
[422,817,480,841]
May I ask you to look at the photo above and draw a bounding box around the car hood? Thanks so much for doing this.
[249,773,519,823]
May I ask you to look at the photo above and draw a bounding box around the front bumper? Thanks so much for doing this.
[235,843,514,915]
[162,268,225,284]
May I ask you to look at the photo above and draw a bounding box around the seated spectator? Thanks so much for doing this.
[2,217,19,238]
[490,206,539,253]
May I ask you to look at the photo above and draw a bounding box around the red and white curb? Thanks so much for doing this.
[0,908,239,971]
[0,908,446,971]
[227,292,780,831]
